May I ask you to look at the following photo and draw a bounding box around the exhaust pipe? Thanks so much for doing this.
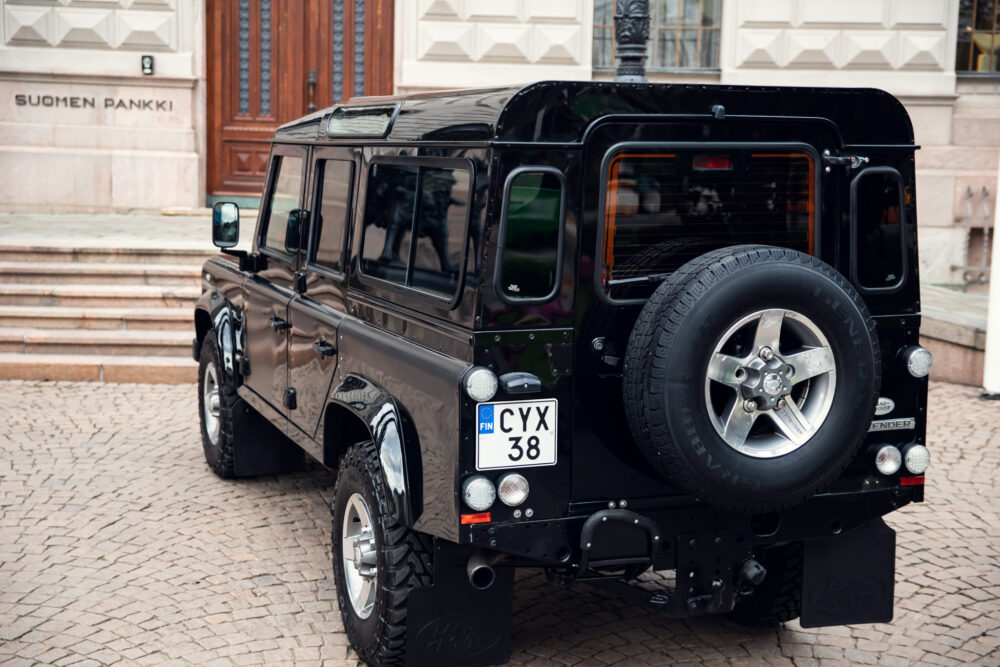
[467,551,498,590]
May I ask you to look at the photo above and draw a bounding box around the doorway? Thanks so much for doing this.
[206,0,394,204]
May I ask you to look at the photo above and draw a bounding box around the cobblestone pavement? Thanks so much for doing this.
[1,380,998,666]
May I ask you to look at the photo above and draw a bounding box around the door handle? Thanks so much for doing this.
[314,340,336,358]
[269,316,291,332]
[307,69,317,113]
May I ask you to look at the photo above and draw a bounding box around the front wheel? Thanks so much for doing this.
[332,441,433,666]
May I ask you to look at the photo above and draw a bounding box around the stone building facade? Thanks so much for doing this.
[0,0,204,212]
[0,0,996,286]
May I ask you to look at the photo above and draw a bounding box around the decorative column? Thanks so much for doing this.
[614,0,651,82]
[982,148,1000,397]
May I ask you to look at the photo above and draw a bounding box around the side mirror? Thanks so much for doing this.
[212,202,240,248]
[284,208,307,254]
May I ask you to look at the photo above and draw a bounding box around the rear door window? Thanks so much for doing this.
[599,144,817,303]
[495,169,565,303]
[311,159,355,275]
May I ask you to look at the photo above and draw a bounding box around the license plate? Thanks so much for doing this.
[476,399,557,470]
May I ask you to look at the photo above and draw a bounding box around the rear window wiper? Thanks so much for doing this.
[607,272,672,286]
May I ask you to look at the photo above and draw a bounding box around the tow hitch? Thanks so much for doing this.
[573,510,754,617]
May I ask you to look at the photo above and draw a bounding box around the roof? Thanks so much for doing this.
[275,80,914,146]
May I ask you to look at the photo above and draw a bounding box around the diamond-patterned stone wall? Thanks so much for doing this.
[726,0,951,73]
[399,0,591,90]
[2,0,178,51]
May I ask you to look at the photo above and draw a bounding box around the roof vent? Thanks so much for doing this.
[614,0,650,83]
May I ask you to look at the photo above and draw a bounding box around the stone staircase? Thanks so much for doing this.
[0,243,212,383]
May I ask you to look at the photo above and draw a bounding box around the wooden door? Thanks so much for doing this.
[206,0,394,201]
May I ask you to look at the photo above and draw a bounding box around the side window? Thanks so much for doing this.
[853,169,905,291]
[312,159,354,274]
[360,161,470,300]
[262,155,304,252]
[497,170,564,302]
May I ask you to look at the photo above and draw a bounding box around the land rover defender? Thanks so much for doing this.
[194,80,932,666]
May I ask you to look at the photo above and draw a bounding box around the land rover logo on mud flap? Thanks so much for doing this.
[415,613,503,659]
[809,574,885,617]
[875,397,895,416]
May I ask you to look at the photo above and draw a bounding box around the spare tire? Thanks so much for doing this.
[623,245,880,512]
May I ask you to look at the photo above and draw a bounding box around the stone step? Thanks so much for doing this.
[0,353,197,383]
[0,306,193,330]
[0,262,202,286]
[0,243,214,265]
[0,284,199,308]
[0,328,193,357]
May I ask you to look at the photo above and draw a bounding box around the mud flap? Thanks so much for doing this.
[405,540,514,667]
[231,403,304,477]
[800,518,895,628]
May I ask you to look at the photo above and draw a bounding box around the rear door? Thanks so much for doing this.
[243,144,308,413]
[287,149,357,438]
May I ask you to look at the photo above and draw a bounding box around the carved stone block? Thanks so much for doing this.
[52,9,113,48]
[116,11,176,50]
[4,6,53,46]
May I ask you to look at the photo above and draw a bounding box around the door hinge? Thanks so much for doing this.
[284,387,297,410]
[822,149,869,171]
[238,354,250,377]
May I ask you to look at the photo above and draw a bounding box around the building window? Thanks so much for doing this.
[957,0,1000,73]
[593,0,722,71]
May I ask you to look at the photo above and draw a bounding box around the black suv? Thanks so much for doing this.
[194,81,932,666]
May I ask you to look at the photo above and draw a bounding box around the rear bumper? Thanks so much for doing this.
[466,485,919,568]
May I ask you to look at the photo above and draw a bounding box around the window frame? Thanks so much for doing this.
[849,166,908,295]
[595,141,822,306]
[592,0,722,72]
[956,0,1000,76]
[257,143,310,264]
[355,154,476,309]
[492,166,567,306]
[305,153,357,282]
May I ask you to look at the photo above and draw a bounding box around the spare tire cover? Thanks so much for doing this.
[623,244,881,512]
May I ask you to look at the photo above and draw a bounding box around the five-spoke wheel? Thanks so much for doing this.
[705,308,836,458]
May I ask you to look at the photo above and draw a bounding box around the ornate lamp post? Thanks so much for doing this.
[614,0,651,82]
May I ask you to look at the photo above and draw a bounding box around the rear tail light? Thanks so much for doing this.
[497,473,529,507]
[902,346,933,378]
[462,475,496,512]
[874,445,902,475]
[903,443,930,474]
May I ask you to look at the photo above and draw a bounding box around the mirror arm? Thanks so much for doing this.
[221,248,265,273]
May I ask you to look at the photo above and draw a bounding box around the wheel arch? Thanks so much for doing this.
[324,375,423,527]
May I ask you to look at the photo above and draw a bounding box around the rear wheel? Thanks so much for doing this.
[332,440,433,666]
[198,333,242,478]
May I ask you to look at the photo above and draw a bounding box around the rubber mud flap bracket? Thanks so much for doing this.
[800,518,895,628]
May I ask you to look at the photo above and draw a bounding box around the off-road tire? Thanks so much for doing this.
[198,332,243,478]
[332,440,433,666]
[730,542,803,626]
[623,244,880,512]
